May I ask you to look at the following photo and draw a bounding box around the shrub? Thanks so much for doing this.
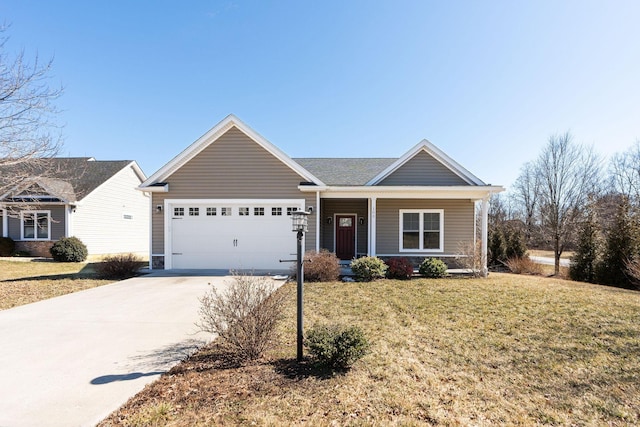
[96,253,145,279]
[305,324,370,370]
[419,258,447,278]
[197,273,288,362]
[302,250,341,282]
[50,236,88,262]
[625,258,640,290]
[456,240,485,277]
[504,256,543,275]
[0,237,15,256]
[385,257,413,280]
[350,256,387,282]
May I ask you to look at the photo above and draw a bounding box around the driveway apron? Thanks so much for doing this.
[0,272,230,427]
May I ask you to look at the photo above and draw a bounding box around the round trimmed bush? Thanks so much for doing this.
[419,257,447,278]
[0,237,15,256]
[385,257,414,280]
[50,236,88,262]
[305,324,371,370]
[350,256,388,282]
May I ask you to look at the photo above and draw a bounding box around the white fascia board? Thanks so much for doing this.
[366,139,486,186]
[140,114,325,188]
[298,185,505,200]
[137,183,169,192]
[129,161,148,182]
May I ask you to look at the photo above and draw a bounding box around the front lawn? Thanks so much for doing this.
[101,274,640,426]
[0,259,113,310]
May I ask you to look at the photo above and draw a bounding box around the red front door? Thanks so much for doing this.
[335,215,356,260]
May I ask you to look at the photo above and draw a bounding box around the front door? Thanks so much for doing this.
[335,215,356,260]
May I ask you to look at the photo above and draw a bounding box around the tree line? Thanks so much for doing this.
[491,132,640,289]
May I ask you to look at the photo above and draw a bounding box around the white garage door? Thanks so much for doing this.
[168,200,304,270]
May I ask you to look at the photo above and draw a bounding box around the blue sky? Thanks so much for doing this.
[2,1,639,188]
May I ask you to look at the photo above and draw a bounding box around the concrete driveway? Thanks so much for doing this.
[0,271,238,427]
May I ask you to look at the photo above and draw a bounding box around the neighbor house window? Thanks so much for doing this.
[21,211,50,240]
[399,209,444,252]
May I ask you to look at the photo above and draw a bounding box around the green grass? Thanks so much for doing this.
[0,259,113,309]
[101,274,640,426]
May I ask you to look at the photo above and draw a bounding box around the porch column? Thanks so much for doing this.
[315,191,320,251]
[481,196,489,277]
[370,197,377,256]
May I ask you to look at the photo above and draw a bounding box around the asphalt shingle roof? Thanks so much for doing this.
[0,158,134,202]
[293,158,397,186]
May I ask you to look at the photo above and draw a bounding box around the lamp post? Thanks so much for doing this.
[291,210,310,361]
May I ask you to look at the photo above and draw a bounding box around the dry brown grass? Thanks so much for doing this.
[0,259,113,310]
[100,274,640,426]
[529,249,575,260]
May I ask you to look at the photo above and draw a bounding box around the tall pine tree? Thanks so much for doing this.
[596,196,640,288]
[570,202,601,283]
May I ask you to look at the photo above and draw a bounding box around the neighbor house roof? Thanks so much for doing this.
[0,158,145,203]
[293,158,397,186]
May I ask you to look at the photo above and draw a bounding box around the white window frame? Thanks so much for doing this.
[20,210,51,241]
[399,209,444,252]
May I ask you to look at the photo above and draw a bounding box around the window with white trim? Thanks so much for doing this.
[286,207,298,216]
[272,207,282,216]
[221,207,232,216]
[399,209,444,252]
[189,207,199,216]
[254,207,264,216]
[206,207,216,216]
[239,207,249,216]
[174,207,184,216]
[21,211,51,240]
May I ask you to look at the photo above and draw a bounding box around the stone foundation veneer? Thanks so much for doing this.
[152,255,165,269]
[15,241,55,258]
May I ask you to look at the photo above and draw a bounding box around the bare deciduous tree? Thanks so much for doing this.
[511,161,540,244]
[0,25,63,198]
[534,132,602,275]
[610,140,640,204]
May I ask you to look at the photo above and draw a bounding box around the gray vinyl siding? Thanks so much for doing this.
[319,199,368,256]
[378,151,469,186]
[152,126,317,254]
[6,205,66,241]
[376,199,474,255]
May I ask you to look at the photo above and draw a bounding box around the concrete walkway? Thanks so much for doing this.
[0,271,239,427]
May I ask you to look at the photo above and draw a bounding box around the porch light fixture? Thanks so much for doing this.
[156,204,163,213]
[359,217,365,225]
[291,209,311,362]
[326,216,332,225]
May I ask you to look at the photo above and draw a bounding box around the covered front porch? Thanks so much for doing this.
[309,190,492,274]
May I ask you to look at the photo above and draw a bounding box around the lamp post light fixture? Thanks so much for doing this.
[291,209,310,361]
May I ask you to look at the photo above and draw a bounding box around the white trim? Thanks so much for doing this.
[140,114,325,188]
[366,139,486,186]
[20,210,51,241]
[1,209,7,237]
[333,213,357,259]
[481,197,489,276]
[138,184,169,193]
[163,198,305,270]
[370,197,377,256]
[315,191,320,252]
[399,209,444,253]
[298,185,505,200]
[376,253,462,258]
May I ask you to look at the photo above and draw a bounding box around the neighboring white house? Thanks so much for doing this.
[0,158,149,257]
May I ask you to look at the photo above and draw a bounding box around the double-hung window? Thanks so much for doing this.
[399,209,443,252]
[21,211,51,240]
